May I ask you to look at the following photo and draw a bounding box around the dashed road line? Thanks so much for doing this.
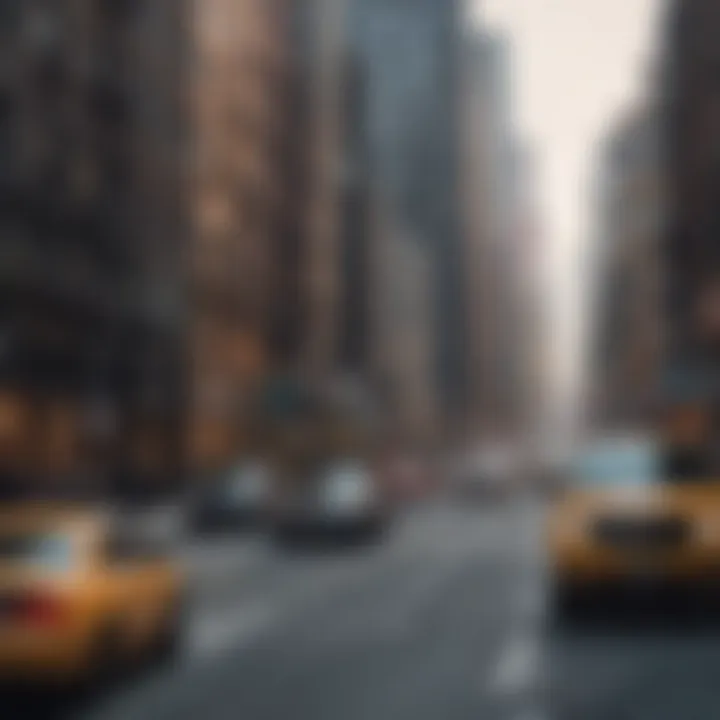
[489,632,542,695]
[189,602,277,658]
[486,498,547,700]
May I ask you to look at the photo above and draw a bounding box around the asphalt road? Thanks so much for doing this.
[10,497,720,719]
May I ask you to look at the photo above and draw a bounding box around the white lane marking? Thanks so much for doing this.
[189,602,276,659]
[187,551,390,660]
[488,512,545,698]
[488,632,541,695]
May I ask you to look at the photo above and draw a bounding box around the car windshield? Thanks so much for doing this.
[213,462,270,502]
[0,533,73,570]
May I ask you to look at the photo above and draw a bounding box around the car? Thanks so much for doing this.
[190,460,272,533]
[0,503,188,687]
[272,459,387,544]
[547,433,720,620]
[452,444,516,500]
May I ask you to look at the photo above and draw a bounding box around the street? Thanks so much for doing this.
[5,497,720,720]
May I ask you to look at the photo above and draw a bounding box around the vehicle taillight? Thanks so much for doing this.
[16,593,67,626]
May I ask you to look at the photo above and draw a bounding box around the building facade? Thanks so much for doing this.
[592,105,661,427]
[369,200,435,441]
[350,0,466,428]
[289,0,349,378]
[0,0,189,497]
[461,27,525,438]
[662,0,720,396]
[0,0,296,491]
[189,0,291,472]
[505,143,544,442]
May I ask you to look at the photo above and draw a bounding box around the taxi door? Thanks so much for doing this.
[102,530,181,654]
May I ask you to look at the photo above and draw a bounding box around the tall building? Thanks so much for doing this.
[506,143,545,440]
[369,198,435,440]
[662,0,720,399]
[290,0,349,378]
[0,0,295,491]
[592,105,661,426]
[0,0,189,497]
[350,0,466,427]
[461,28,524,438]
[274,0,438,429]
[336,53,373,376]
[189,0,291,471]
[273,0,380,390]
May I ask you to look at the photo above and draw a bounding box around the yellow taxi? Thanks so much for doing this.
[547,434,720,616]
[0,503,187,685]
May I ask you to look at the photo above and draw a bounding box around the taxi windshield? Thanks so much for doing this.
[0,533,74,570]
[575,441,659,486]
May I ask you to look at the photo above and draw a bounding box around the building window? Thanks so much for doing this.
[25,8,63,52]
[98,0,143,21]
[0,95,14,187]
[90,81,132,127]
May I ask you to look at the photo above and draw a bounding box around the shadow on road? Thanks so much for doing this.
[0,686,102,720]
[270,531,388,557]
[0,659,169,719]
[549,593,720,639]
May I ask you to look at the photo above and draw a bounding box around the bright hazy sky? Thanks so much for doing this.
[471,0,660,412]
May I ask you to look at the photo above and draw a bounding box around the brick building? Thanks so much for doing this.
[189,0,291,471]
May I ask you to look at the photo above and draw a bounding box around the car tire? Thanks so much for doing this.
[271,522,300,548]
[362,516,388,543]
[84,626,129,692]
[550,579,586,628]
[190,515,214,536]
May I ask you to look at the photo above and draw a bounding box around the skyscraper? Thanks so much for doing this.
[350,0,466,427]
[591,105,661,427]
[461,27,524,436]
[662,0,720,393]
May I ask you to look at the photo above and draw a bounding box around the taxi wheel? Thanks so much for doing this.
[85,627,130,691]
[550,580,587,626]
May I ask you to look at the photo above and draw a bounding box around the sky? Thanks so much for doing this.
[471,0,661,420]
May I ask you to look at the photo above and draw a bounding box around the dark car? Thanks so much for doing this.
[272,460,387,544]
[190,460,272,534]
